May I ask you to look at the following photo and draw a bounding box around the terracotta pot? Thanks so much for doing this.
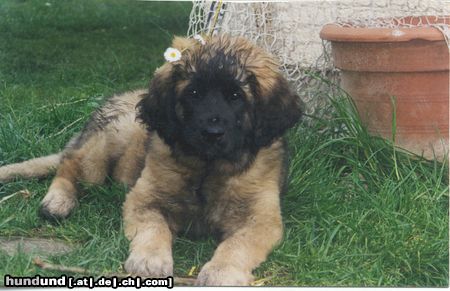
[320,16,449,160]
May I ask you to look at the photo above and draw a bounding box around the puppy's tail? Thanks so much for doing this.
[0,153,62,182]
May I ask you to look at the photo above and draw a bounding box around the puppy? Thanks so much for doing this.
[0,34,302,286]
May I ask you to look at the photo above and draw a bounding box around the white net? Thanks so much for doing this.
[187,1,450,160]
[187,1,450,116]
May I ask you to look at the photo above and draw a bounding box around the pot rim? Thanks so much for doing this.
[320,15,449,42]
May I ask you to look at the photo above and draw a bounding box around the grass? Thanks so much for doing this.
[0,0,448,287]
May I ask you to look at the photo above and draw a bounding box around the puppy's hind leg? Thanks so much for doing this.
[40,135,109,221]
[39,155,81,221]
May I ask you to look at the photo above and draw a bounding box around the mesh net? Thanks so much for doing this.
[187,1,450,116]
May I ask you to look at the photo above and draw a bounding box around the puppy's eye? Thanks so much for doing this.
[230,91,242,101]
[189,89,200,99]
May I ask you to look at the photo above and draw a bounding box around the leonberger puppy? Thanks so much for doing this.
[0,34,302,285]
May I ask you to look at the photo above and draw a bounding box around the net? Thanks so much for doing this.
[187,1,450,116]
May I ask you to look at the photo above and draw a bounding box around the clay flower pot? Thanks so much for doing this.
[320,16,449,160]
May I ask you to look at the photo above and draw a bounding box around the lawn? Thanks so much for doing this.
[0,0,448,287]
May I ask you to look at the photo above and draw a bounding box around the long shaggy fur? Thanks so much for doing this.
[0,154,61,182]
[0,34,302,286]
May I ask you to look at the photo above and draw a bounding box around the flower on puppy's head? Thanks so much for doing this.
[164,47,182,62]
[193,34,206,45]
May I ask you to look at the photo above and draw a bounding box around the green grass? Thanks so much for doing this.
[0,0,448,287]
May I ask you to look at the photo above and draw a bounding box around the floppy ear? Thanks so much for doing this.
[136,36,199,145]
[253,76,303,148]
[137,65,179,145]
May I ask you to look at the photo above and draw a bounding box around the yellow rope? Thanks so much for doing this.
[209,0,224,37]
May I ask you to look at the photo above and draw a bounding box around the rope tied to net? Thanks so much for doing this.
[207,0,226,37]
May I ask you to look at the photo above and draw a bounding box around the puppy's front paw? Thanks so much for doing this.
[196,261,253,286]
[39,189,78,221]
[125,249,173,278]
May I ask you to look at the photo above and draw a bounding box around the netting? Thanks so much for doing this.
[187,1,450,116]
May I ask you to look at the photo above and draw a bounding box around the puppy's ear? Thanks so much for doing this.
[136,36,199,145]
[253,76,303,148]
[137,65,179,145]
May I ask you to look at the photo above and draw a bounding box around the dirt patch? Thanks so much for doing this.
[0,236,74,256]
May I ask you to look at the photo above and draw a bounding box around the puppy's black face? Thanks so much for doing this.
[137,35,303,164]
[177,76,250,161]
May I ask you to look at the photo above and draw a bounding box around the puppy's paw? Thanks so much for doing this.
[39,189,78,221]
[196,261,253,286]
[124,249,173,278]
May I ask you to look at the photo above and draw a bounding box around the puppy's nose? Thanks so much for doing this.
[201,125,225,142]
[208,116,220,124]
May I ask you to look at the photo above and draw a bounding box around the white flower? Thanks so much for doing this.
[193,34,206,45]
[164,47,182,62]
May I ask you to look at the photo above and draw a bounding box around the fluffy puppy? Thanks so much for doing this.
[0,34,302,286]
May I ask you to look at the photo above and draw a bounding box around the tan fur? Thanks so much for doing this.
[37,89,150,219]
[0,154,61,182]
[0,35,300,286]
[121,132,286,285]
